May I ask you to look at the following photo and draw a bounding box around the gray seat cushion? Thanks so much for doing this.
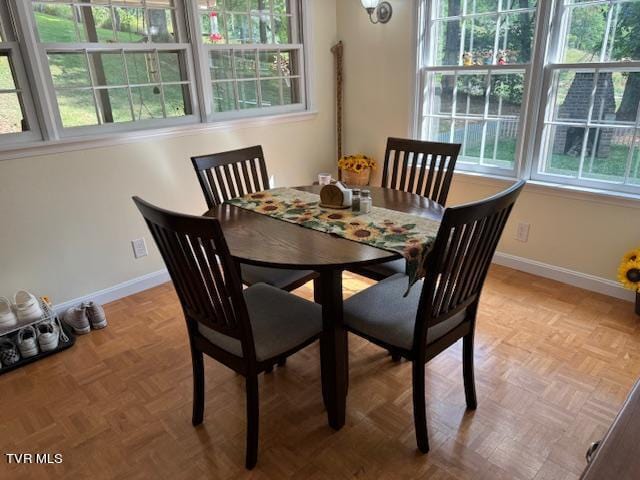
[241,264,315,290]
[357,258,406,279]
[344,273,467,350]
[198,283,322,361]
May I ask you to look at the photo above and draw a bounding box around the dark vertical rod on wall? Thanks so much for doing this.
[331,41,344,161]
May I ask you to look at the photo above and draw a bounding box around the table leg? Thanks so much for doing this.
[313,276,322,304]
[319,269,348,430]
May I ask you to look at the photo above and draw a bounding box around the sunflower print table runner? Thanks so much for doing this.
[226,188,441,294]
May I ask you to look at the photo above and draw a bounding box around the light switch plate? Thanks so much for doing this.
[516,222,530,243]
[132,238,148,259]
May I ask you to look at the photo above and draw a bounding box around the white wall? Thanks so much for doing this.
[336,0,639,297]
[0,0,338,305]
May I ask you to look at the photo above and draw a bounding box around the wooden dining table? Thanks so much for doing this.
[205,185,445,430]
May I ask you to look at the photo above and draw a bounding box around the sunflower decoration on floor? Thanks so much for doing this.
[618,247,640,315]
[619,248,640,291]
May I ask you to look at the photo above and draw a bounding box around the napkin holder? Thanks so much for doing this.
[320,182,352,209]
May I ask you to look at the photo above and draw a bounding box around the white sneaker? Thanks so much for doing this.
[17,326,39,358]
[84,302,107,330]
[0,297,17,328]
[63,306,90,335]
[37,322,59,352]
[14,290,43,322]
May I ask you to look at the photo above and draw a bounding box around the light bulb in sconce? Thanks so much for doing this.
[361,0,380,9]
[361,0,393,24]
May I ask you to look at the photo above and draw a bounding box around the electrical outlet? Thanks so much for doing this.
[132,238,148,259]
[516,222,530,243]
[269,174,275,188]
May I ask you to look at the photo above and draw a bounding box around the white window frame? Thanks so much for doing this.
[530,0,640,195]
[0,2,42,146]
[415,0,640,197]
[39,43,200,135]
[0,0,311,154]
[417,0,539,177]
[13,0,200,140]
[188,0,308,121]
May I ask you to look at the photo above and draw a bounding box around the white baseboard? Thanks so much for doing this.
[492,252,635,302]
[53,254,635,314]
[53,269,170,314]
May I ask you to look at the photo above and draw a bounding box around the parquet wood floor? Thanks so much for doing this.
[1,265,639,479]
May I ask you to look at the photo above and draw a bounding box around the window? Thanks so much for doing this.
[0,3,40,145]
[533,0,640,192]
[419,0,537,175]
[197,0,306,118]
[0,0,308,148]
[28,0,196,134]
[418,0,640,195]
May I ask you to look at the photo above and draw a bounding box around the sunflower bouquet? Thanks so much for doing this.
[338,154,376,186]
[338,154,376,173]
[618,247,640,315]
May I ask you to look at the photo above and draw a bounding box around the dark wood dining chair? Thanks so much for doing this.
[133,197,323,469]
[343,180,525,453]
[191,146,318,292]
[354,137,461,281]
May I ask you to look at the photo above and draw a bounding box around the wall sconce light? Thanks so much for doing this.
[361,0,393,24]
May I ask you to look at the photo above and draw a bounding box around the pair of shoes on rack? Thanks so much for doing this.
[0,338,21,366]
[63,302,107,335]
[4,321,60,363]
[16,322,59,357]
[0,291,44,328]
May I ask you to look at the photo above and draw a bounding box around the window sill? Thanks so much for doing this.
[453,169,640,209]
[0,110,319,162]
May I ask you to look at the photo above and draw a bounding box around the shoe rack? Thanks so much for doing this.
[0,300,75,375]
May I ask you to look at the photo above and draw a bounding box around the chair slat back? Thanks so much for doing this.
[133,197,255,354]
[191,146,270,208]
[415,181,526,348]
[382,138,461,206]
